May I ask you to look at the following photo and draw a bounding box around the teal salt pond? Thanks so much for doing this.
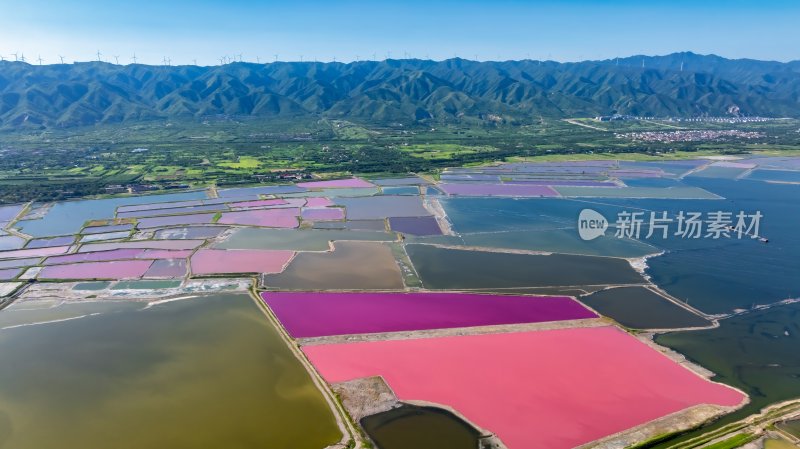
[0,293,341,448]
[14,190,207,237]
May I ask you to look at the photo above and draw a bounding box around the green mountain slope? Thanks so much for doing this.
[1,52,798,129]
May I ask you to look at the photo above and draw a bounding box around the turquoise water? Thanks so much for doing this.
[16,191,207,237]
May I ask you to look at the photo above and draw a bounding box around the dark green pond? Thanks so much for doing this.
[361,405,481,449]
[406,244,644,289]
[579,286,710,329]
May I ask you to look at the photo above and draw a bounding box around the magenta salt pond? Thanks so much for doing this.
[262,292,597,338]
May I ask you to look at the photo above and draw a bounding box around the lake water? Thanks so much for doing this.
[0,293,340,449]
[654,302,800,444]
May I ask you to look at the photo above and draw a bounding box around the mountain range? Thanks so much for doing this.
[1,52,799,130]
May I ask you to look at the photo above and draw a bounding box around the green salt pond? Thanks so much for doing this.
[579,286,710,329]
[361,405,481,449]
[406,244,644,289]
[0,293,341,449]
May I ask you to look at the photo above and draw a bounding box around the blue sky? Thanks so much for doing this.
[1,0,798,65]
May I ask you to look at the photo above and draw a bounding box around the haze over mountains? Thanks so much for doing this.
[1,52,799,130]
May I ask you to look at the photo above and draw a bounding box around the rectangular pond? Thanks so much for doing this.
[306,326,744,449]
[263,292,596,338]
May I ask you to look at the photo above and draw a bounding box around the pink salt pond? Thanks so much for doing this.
[226,199,289,209]
[218,209,300,228]
[304,197,334,208]
[39,260,153,280]
[305,326,745,449]
[190,249,294,275]
[297,178,375,189]
[0,246,71,260]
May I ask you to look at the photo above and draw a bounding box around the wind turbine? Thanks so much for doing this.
[300,54,303,62]
[255,56,260,63]
[96,50,102,62]
[12,52,18,62]
[193,59,197,65]
[274,54,278,62]
[237,53,243,62]
[0,55,4,62]
[113,55,119,65]
[37,55,43,65]
[19,53,26,63]
[59,55,65,64]
[132,53,138,64]
[162,56,168,66]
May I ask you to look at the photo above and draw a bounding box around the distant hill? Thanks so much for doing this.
[1,52,799,129]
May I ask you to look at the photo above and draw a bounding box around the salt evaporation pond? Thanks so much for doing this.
[216,184,306,198]
[79,231,131,243]
[306,326,744,449]
[0,293,341,448]
[313,219,387,231]
[263,292,595,338]
[746,169,800,183]
[137,213,215,228]
[406,244,645,289]
[360,404,481,449]
[370,176,431,186]
[0,258,40,269]
[0,235,25,250]
[301,207,345,221]
[579,286,710,329]
[190,249,294,275]
[439,184,559,197]
[82,224,134,235]
[45,248,143,264]
[78,240,203,252]
[297,178,374,189]
[15,191,207,237]
[39,260,153,280]
[0,246,70,259]
[216,228,393,251]
[144,259,188,278]
[0,268,21,280]
[26,236,76,248]
[218,208,300,228]
[117,203,228,219]
[380,186,419,195]
[388,216,442,236]
[264,242,403,290]
[335,196,430,219]
[154,226,227,240]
